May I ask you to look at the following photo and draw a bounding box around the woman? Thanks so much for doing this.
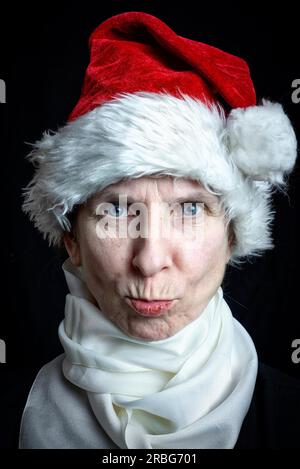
[20,12,299,449]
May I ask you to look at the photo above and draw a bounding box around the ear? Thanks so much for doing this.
[63,231,82,266]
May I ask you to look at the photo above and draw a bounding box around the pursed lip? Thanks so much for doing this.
[125,297,176,317]
[128,297,174,301]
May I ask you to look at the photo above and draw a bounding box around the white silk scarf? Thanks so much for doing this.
[58,258,258,449]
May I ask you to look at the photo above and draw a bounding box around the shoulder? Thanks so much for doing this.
[19,354,115,449]
[25,353,66,390]
[19,354,85,448]
[0,358,64,449]
[236,362,300,448]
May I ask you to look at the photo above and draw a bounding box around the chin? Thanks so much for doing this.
[126,318,173,342]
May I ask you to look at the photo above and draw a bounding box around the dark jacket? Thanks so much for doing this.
[235,362,300,448]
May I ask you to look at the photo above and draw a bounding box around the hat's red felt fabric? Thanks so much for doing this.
[68,11,256,122]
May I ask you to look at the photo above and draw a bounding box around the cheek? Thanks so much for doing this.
[80,225,129,280]
[181,222,228,279]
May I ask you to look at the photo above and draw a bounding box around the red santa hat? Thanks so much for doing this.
[68,11,256,121]
[22,12,297,265]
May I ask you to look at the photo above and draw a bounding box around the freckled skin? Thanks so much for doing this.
[64,177,231,341]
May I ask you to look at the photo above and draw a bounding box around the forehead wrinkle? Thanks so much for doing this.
[88,177,218,207]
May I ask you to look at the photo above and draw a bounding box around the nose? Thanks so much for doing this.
[131,207,172,277]
[132,236,172,277]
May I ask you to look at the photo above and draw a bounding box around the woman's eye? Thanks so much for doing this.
[181,202,203,217]
[108,203,127,218]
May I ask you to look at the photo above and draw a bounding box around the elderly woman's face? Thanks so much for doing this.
[64,177,232,341]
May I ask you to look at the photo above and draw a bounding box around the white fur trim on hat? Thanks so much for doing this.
[227,99,297,185]
[22,91,297,266]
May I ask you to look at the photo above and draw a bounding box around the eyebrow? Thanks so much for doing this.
[92,190,219,204]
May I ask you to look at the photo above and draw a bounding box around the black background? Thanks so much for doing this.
[1,0,299,449]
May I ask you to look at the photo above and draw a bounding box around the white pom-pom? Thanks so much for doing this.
[226,99,297,185]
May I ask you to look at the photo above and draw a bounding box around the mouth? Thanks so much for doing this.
[125,297,176,317]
